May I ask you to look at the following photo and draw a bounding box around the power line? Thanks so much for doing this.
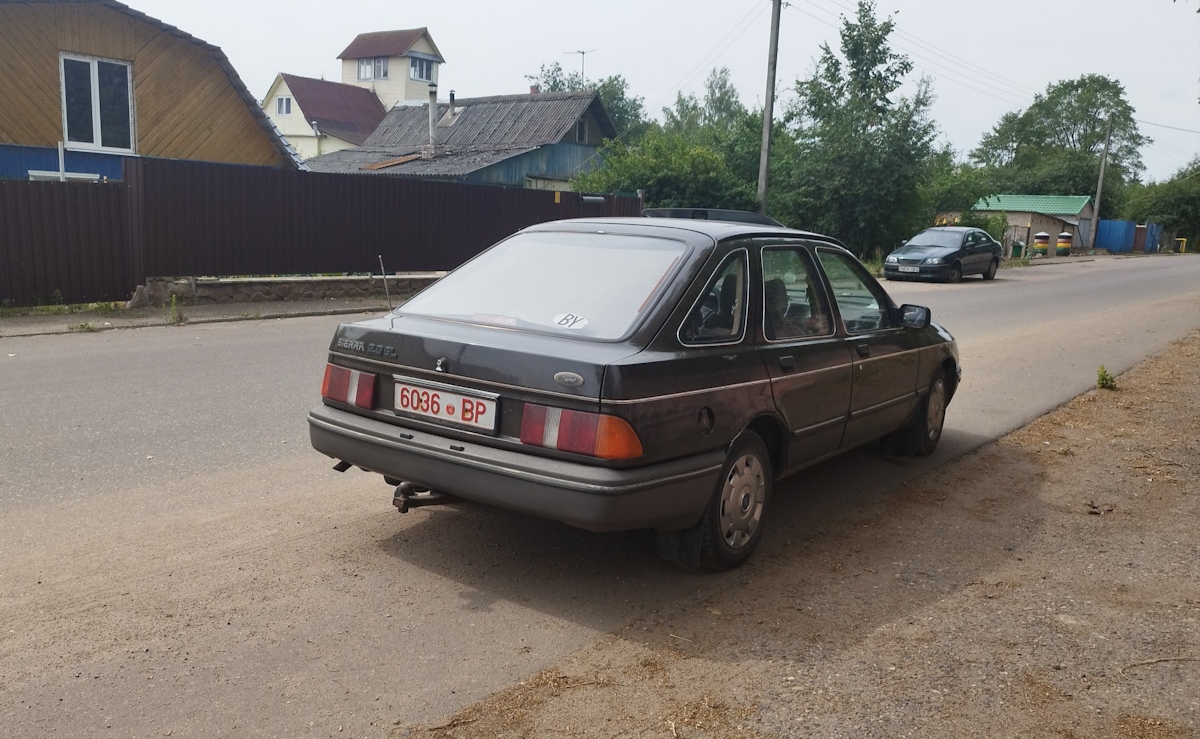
[1135,118,1200,135]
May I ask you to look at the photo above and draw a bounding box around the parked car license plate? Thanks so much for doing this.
[899,266,919,273]
[393,377,498,432]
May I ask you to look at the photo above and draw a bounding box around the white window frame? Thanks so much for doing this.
[59,52,136,154]
[409,57,433,82]
[358,57,389,81]
[276,96,292,116]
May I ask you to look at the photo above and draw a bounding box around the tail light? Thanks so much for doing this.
[321,364,376,409]
[520,404,643,460]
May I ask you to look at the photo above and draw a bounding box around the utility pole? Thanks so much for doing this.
[757,0,782,215]
[1088,115,1113,252]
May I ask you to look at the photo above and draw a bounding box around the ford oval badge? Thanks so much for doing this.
[554,372,585,388]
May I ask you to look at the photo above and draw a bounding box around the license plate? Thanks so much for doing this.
[393,376,498,432]
[898,266,920,273]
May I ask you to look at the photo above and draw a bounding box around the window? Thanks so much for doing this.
[60,54,133,152]
[410,57,433,81]
[358,57,389,80]
[815,250,893,333]
[575,120,588,143]
[276,96,292,115]
[761,246,833,340]
[680,251,748,345]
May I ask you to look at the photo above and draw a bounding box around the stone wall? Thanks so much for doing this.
[130,274,443,307]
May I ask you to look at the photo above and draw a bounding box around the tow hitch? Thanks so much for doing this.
[392,481,455,513]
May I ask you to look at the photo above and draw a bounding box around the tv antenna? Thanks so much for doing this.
[564,49,595,81]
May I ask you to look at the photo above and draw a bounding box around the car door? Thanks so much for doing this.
[965,230,988,274]
[814,248,920,450]
[756,242,852,470]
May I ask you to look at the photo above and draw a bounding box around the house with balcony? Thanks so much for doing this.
[0,0,299,181]
[337,27,445,110]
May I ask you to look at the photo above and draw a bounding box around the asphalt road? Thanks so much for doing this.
[1,254,1197,737]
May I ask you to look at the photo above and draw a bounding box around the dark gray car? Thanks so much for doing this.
[884,226,1003,283]
[309,217,961,569]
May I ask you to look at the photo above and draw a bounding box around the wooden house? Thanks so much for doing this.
[0,0,299,181]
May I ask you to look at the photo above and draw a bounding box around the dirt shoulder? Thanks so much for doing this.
[393,329,1200,739]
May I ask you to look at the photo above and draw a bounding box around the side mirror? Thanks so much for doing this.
[899,304,930,329]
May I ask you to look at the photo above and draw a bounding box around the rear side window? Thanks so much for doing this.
[679,250,748,345]
[399,231,687,340]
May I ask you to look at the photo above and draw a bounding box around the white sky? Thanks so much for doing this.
[131,0,1200,183]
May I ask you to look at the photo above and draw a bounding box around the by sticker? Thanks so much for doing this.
[553,313,589,330]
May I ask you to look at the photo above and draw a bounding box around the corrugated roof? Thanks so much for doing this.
[304,145,537,177]
[0,0,302,169]
[364,90,616,149]
[974,195,1092,216]
[280,74,385,145]
[337,28,443,62]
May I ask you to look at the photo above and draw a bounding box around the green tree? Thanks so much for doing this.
[526,62,650,141]
[1126,158,1200,247]
[662,68,748,141]
[571,128,756,210]
[779,0,938,255]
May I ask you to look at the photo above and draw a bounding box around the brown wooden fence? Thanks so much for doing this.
[0,158,641,307]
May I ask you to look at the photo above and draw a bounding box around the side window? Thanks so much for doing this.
[816,250,894,333]
[761,246,833,341]
[680,251,747,344]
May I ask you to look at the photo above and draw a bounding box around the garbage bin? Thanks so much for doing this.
[1032,232,1050,256]
[1011,241,1024,259]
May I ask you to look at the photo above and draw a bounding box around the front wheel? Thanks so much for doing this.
[698,431,772,570]
[946,262,962,283]
[885,369,949,457]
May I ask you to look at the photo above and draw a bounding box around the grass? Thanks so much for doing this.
[165,294,187,326]
[1097,365,1118,390]
[0,301,122,317]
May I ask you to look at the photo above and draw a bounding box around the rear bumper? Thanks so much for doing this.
[308,404,723,532]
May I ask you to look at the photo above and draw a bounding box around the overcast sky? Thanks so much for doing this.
[131,0,1200,183]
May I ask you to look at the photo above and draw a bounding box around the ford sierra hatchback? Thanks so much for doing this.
[309,217,960,569]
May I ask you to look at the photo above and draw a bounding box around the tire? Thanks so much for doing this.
[698,431,772,570]
[946,262,962,283]
[886,369,949,457]
[982,259,998,281]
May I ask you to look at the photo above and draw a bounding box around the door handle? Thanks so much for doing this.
[778,355,795,371]
[855,344,870,358]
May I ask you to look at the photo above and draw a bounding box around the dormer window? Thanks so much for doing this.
[358,57,389,81]
[410,57,434,82]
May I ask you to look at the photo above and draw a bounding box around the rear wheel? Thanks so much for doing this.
[946,262,962,283]
[982,259,998,281]
[698,431,772,570]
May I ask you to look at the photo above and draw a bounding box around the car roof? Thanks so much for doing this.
[920,226,975,233]
[523,217,848,248]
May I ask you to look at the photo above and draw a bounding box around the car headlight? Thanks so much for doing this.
[885,255,898,264]
[923,257,943,265]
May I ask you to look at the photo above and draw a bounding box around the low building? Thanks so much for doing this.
[972,195,1095,251]
[305,89,617,191]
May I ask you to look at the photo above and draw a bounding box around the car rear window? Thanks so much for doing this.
[399,231,689,340]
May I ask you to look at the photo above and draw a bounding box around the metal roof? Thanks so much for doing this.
[973,195,1093,216]
[279,74,385,146]
[364,90,616,149]
[0,0,303,169]
[304,144,538,177]
[337,28,444,62]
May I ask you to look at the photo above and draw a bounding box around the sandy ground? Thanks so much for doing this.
[392,329,1200,739]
